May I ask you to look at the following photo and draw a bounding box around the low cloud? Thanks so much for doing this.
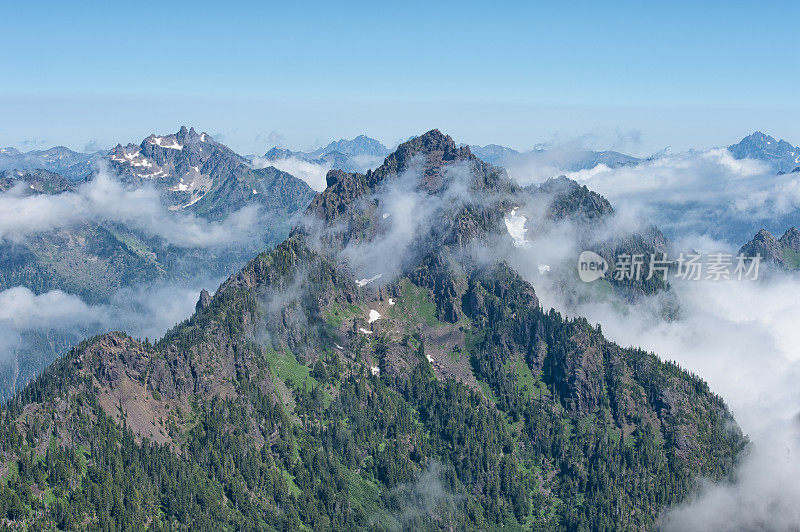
[251,155,331,191]
[0,166,264,247]
[0,278,221,396]
[518,148,800,244]
[527,245,800,531]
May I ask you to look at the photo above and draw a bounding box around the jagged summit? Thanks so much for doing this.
[534,175,615,221]
[729,131,800,173]
[298,129,522,256]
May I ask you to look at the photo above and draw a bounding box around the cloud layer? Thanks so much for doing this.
[0,167,264,247]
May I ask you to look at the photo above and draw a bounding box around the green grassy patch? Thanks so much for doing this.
[323,302,361,328]
[783,247,800,269]
[392,278,440,328]
[507,357,537,400]
[263,347,318,390]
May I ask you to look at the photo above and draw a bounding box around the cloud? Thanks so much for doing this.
[0,277,222,397]
[374,461,461,531]
[523,148,800,244]
[251,155,331,191]
[0,287,104,329]
[0,166,265,247]
[260,130,285,147]
[518,234,800,530]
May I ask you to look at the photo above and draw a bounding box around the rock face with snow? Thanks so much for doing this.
[108,126,315,218]
[729,131,800,174]
[0,168,75,194]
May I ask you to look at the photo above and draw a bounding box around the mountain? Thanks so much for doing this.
[0,130,745,529]
[728,131,800,173]
[262,135,389,173]
[463,144,519,165]
[520,175,673,314]
[108,126,315,219]
[310,134,390,158]
[0,169,74,194]
[0,131,316,399]
[739,227,800,270]
[0,146,102,180]
[462,144,640,171]
[565,150,640,171]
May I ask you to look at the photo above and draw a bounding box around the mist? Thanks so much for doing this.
[0,276,223,398]
[0,166,265,247]
[495,166,800,530]
[309,149,800,529]
[502,145,800,244]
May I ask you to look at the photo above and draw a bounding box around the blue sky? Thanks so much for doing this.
[2,0,798,155]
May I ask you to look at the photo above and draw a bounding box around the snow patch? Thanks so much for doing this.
[149,136,183,150]
[356,273,382,287]
[505,208,528,247]
[538,264,551,274]
[370,366,380,375]
[388,298,395,306]
[368,309,381,323]
[358,328,373,335]
[335,344,343,350]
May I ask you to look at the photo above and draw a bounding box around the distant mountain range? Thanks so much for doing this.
[728,131,800,174]
[0,146,103,180]
[261,134,391,173]
[464,143,641,170]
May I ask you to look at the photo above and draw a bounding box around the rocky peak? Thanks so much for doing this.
[535,175,614,221]
[377,129,471,182]
[300,129,520,249]
[740,228,784,265]
[729,131,800,173]
[195,289,212,313]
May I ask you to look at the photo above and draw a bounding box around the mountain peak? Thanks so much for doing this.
[729,131,800,173]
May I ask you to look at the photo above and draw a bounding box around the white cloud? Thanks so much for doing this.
[0,167,264,247]
[251,155,331,191]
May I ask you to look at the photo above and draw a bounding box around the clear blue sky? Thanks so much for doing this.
[2,0,799,155]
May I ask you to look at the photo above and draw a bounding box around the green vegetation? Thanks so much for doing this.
[783,247,800,269]
[391,278,441,328]
[0,240,747,530]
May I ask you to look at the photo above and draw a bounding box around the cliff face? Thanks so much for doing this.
[0,130,746,530]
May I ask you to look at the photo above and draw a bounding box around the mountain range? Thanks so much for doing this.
[0,130,745,530]
[261,135,391,173]
[0,146,103,180]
